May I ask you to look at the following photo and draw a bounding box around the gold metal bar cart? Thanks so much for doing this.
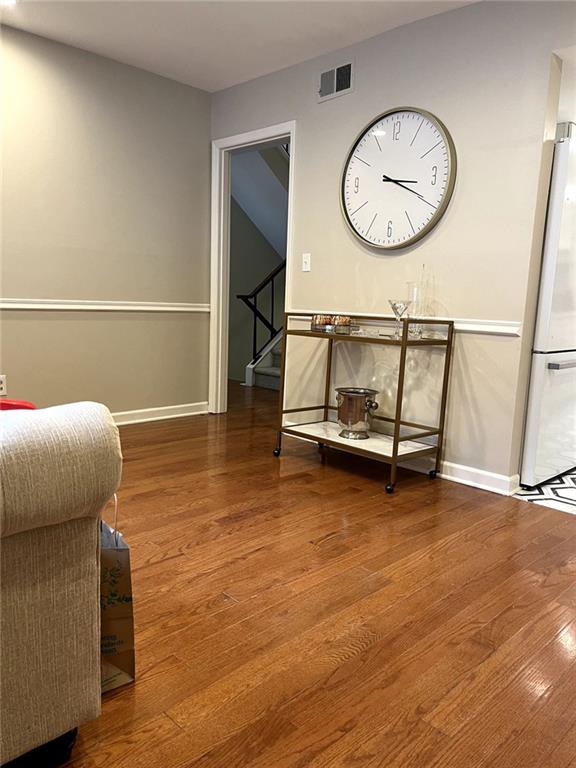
[273,312,455,493]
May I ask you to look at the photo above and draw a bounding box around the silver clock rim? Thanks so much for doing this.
[340,106,457,251]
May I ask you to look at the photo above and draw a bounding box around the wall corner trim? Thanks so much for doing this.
[113,401,209,425]
[288,311,521,337]
[0,298,210,313]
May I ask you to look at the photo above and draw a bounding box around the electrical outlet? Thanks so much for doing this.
[302,252,311,272]
[0,375,6,397]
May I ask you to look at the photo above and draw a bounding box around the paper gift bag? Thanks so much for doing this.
[100,498,135,693]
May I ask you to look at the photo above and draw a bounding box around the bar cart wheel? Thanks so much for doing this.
[385,483,395,494]
[273,448,281,457]
[428,470,438,479]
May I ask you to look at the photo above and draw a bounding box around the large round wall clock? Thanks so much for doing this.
[341,107,457,249]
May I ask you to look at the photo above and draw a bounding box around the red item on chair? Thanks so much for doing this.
[0,399,37,410]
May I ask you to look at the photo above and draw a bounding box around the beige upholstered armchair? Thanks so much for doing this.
[0,402,122,765]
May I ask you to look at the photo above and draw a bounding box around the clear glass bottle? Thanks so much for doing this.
[407,279,421,339]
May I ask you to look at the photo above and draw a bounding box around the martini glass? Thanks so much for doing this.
[389,299,411,340]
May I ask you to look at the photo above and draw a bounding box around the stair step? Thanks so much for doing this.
[256,366,280,377]
[255,374,280,391]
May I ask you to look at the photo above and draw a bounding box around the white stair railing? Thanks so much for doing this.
[245,330,283,387]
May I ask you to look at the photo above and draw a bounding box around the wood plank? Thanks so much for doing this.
[424,602,574,735]
[421,617,576,768]
[64,383,576,768]
[164,529,576,755]
[232,539,576,768]
[72,714,181,768]
[482,658,576,768]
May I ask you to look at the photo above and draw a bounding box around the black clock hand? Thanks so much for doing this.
[381,173,437,209]
[381,173,419,194]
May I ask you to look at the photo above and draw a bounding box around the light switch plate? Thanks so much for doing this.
[302,252,311,272]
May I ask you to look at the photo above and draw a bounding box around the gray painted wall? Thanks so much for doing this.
[1,27,211,411]
[212,2,576,480]
[1,6,574,483]
[1,311,209,411]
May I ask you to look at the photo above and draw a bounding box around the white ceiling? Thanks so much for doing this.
[2,1,470,92]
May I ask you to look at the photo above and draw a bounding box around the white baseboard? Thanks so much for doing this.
[113,401,209,426]
[440,462,520,496]
[400,456,520,496]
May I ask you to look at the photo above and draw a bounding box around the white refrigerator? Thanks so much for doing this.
[521,122,576,487]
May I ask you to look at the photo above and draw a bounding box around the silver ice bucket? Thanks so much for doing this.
[335,387,379,440]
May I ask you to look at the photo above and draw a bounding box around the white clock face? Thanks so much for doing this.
[341,108,456,249]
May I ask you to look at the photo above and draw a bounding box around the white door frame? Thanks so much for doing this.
[209,120,296,413]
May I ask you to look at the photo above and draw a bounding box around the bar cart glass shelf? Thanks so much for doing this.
[273,312,454,493]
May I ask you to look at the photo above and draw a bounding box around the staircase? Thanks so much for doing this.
[237,262,285,390]
[254,340,282,390]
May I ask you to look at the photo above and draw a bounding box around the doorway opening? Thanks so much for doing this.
[209,121,296,413]
[228,139,289,394]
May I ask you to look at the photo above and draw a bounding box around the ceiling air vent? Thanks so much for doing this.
[317,61,354,103]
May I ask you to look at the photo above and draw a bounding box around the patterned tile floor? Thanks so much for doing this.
[515,470,576,515]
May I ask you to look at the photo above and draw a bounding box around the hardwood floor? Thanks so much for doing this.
[70,383,576,768]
